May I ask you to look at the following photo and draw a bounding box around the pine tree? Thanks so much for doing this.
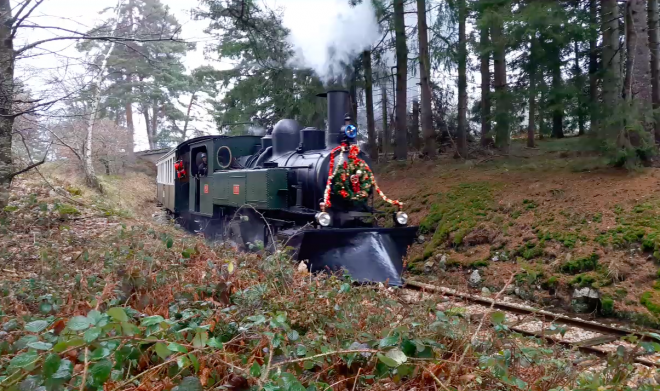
[457,0,468,158]
[393,0,409,160]
[650,0,660,143]
[418,0,436,157]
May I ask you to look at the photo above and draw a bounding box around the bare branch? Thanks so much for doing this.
[11,0,44,38]
[9,142,52,179]
[15,34,182,56]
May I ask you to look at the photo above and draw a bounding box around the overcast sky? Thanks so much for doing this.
[16,0,469,152]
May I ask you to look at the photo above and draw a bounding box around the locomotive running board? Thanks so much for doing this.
[290,227,418,287]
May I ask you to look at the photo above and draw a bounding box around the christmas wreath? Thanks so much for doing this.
[321,143,402,210]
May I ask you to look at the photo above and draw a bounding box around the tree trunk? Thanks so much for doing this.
[412,99,420,150]
[480,24,492,146]
[528,38,538,148]
[381,84,390,160]
[551,46,564,138]
[539,89,546,139]
[349,63,358,121]
[575,40,585,135]
[601,0,622,135]
[589,0,599,133]
[182,92,196,142]
[150,100,158,148]
[649,0,660,143]
[84,0,123,191]
[417,0,436,157]
[363,50,378,160]
[0,0,14,209]
[125,100,135,161]
[492,9,510,151]
[143,109,154,149]
[624,0,651,103]
[457,0,468,158]
[394,0,408,160]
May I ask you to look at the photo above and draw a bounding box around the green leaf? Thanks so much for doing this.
[155,343,171,359]
[166,237,174,249]
[25,320,49,333]
[303,360,315,370]
[53,359,73,379]
[377,353,399,368]
[250,361,262,377]
[87,310,104,325]
[10,351,39,368]
[189,353,200,373]
[385,348,407,367]
[192,331,208,348]
[84,327,102,343]
[39,302,53,314]
[177,355,190,369]
[121,321,139,336]
[43,354,62,379]
[90,347,111,360]
[107,307,128,322]
[491,311,506,325]
[67,316,91,331]
[296,345,307,356]
[27,341,53,350]
[141,315,165,327]
[207,337,223,349]
[287,330,299,341]
[168,342,188,353]
[90,359,113,385]
[378,335,398,348]
[176,376,202,391]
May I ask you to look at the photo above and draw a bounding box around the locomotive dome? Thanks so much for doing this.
[271,118,302,156]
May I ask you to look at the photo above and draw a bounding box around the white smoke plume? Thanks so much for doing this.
[280,0,381,84]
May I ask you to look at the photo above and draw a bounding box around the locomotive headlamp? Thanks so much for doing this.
[316,211,332,227]
[343,124,357,139]
[395,211,409,226]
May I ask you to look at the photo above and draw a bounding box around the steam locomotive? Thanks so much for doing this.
[156,90,418,285]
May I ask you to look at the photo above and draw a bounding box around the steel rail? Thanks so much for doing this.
[403,279,659,367]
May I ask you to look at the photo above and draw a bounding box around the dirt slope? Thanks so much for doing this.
[376,139,660,327]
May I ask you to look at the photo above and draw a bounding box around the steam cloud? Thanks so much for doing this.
[281,0,381,84]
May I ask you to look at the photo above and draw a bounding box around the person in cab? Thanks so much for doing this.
[198,153,208,177]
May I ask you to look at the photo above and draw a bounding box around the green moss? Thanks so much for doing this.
[54,203,80,217]
[542,276,558,290]
[417,182,494,260]
[592,213,602,223]
[570,273,597,287]
[601,296,615,316]
[523,199,538,210]
[614,288,628,299]
[560,253,599,274]
[66,186,82,196]
[470,260,489,268]
[640,291,660,315]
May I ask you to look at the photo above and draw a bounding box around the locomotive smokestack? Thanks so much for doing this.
[318,90,350,148]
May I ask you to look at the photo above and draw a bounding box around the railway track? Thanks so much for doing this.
[403,280,660,368]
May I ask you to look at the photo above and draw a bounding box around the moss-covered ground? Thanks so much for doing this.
[375,138,660,327]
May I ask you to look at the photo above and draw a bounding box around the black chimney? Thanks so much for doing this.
[317,90,350,148]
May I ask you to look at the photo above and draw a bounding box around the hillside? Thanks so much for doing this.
[2,160,660,390]
[376,138,660,327]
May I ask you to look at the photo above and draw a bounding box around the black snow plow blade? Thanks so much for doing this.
[293,227,418,287]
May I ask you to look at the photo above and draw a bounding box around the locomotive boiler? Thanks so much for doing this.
[156,90,417,286]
